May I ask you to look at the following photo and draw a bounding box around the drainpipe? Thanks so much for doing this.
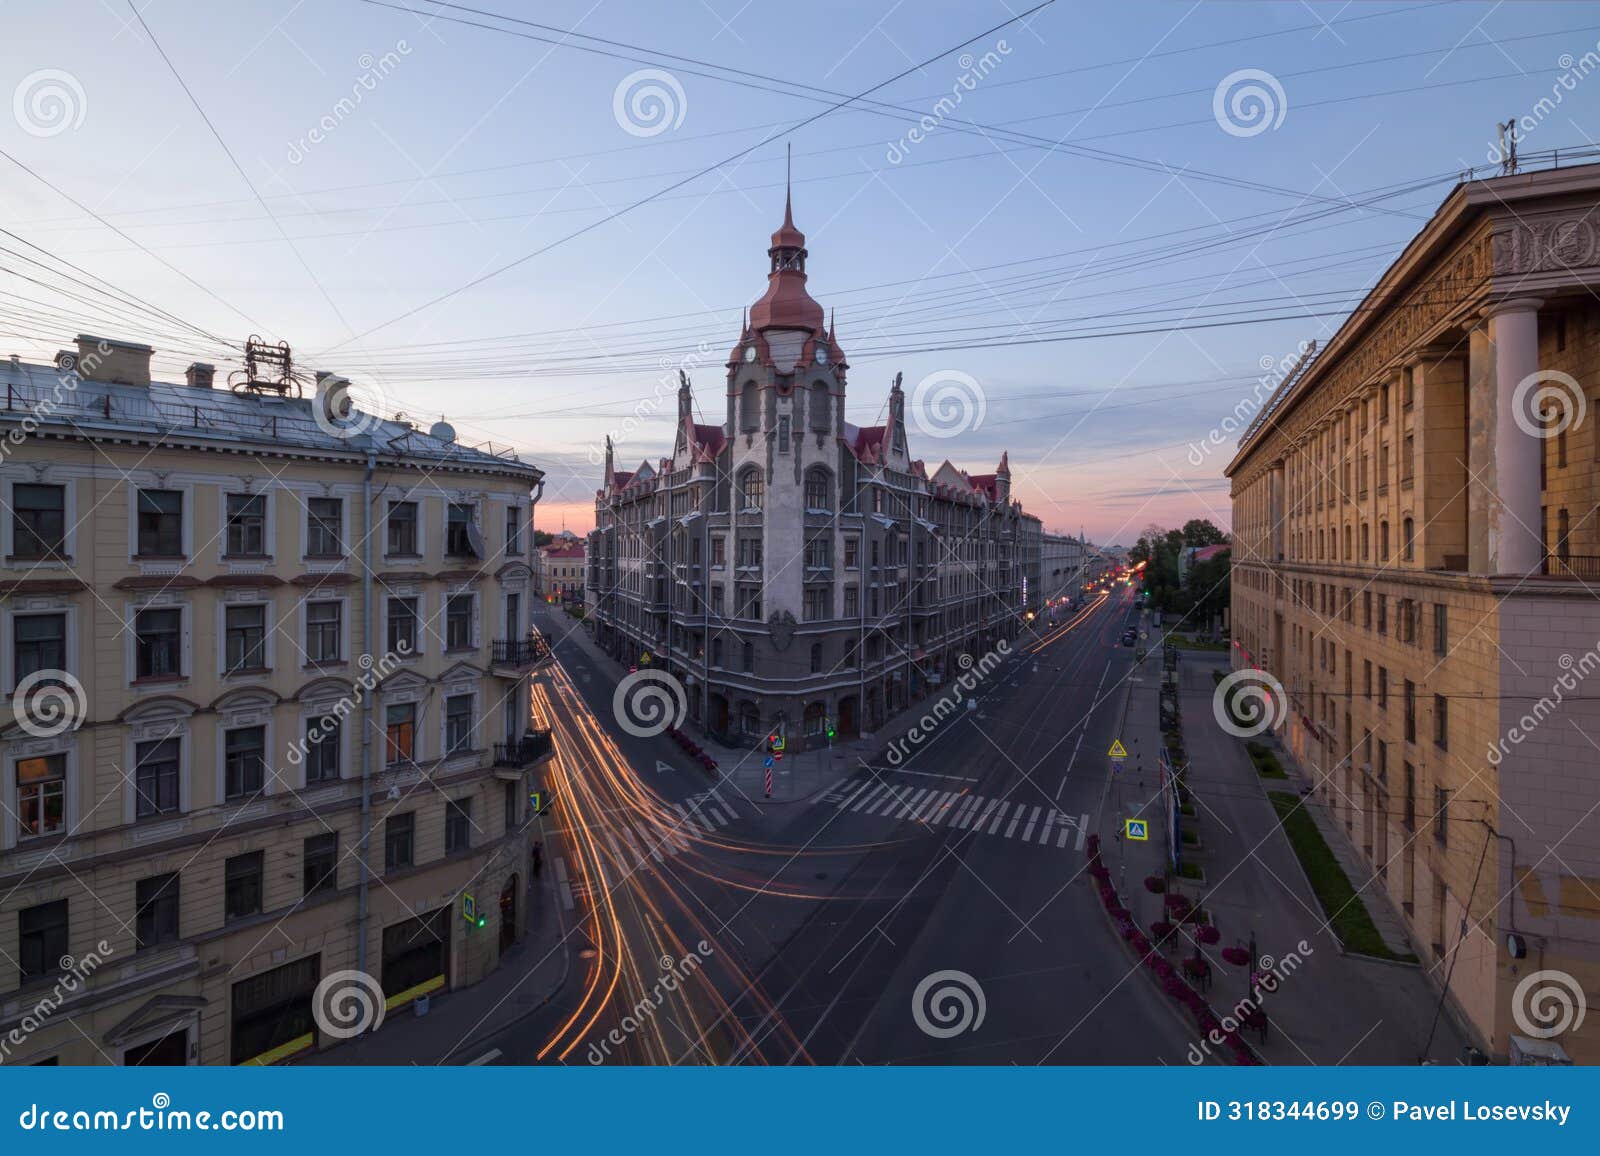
[357,449,377,978]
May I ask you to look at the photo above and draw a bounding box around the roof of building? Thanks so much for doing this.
[542,543,586,559]
[748,193,825,333]
[0,356,540,478]
[1185,544,1231,563]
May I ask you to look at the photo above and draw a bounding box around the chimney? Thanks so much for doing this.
[184,362,216,389]
[74,334,153,387]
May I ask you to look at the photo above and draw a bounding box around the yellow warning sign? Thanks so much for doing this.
[1108,739,1128,759]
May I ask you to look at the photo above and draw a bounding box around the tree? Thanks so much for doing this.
[533,530,555,548]
[1180,518,1227,547]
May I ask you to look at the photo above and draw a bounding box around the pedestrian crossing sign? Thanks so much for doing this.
[1108,739,1128,759]
[1124,818,1149,841]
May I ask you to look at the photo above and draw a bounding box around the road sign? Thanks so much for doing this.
[639,652,652,665]
[1125,818,1150,841]
[1108,739,1129,759]
[763,756,774,769]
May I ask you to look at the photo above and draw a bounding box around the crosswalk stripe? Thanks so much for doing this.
[896,787,929,818]
[954,795,984,830]
[1004,806,1023,839]
[837,779,874,810]
[1039,809,1058,845]
[1076,813,1089,852]
[851,782,888,813]
[1056,825,1072,849]
[632,822,670,860]
[915,790,951,823]
[1021,804,1041,841]
[974,798,1000,832]
[865,785,901,816]
[987,800,1011,835]
[652,819,691,854]
[704,805,730,827]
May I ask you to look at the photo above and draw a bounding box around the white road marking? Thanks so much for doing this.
[467,1049,501,1065]
[987,800,1011,835]
[1021,804,1041,842]
[896,787,929,818]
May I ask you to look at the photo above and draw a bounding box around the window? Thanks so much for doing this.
[14,613,65,681]
[446,595,473,650]
[135,607,182,678]
[135,873,180,950]
[1433,786,1449,847]
[736,536,762,569]
[804,538,830,569]
[136,489,183,556]
[710,585,724,616]
[1403,762,1416,829]
[844,538,859,569]
[385,702,416,766]
[303,833,338,896]
[224,493,267,556]
[304,600,341,664]
[805,469,831,510]
[1433,694,1448,750]
[386,500,418,555]
[810,381,830,431]
[1403,680,1416,744]
[387,596,419,655]
[1402,517,1415,561]
[1376,595,1387,637]
[738,585,762,621]
[305,716,340,783]
[504,781,519,831]
[1362,590,1372,629]
[742,641,755,673]
[738,469,764,510]
[739,380,759,432]
[224,726,266,800]
[11,483,65,559]
[18,900,68,982]
[1377,667,1388,710]
[17,753,65,838]
[1363,660,1372,700]
[804,586,830,621]
[385,812,415,870]
[134,737,180,818]
[810,642,823,673]
[445,693,474,755]
[224,605,267,672]
[505,506,522,555]
[445,798,471,854]
[307,497,342,556]
[224,852,264,921]
[844,585,859,616]
[1433,604,1448,657]
[711,537,726,567]
[446,503,477,556]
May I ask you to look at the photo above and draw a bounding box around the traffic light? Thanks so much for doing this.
[826,719,836,740]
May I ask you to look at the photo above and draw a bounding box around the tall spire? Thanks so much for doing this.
[785,142,793,228]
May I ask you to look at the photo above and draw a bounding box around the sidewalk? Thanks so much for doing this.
[1168,651,1467,1064]
[306,858,571,1065]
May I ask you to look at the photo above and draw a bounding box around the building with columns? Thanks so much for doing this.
[1226,162,1600,1062]
[588,194,1041,747]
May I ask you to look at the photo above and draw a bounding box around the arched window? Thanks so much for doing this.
[738,468,764,511]
[809,380,831,432]
[1380,520,1390,560]
[740,381,760,432]
[1360,522,1370,561]
[1402,517,1415,561]
[1343,525,1352,560]
[809,642,823,674]
[804,467,831,511]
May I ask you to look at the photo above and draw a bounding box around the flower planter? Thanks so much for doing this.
[1143,875,1166,894]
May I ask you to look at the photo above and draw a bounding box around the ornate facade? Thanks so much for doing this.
[588,196,1041,746]
[1227,163,1600,1062]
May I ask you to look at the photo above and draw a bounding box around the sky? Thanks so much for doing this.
[4,0,1600,545]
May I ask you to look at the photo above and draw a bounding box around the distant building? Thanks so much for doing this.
[588,194,1041,746]
[0,336,550,1066]
[538,541,587,606]
[1040,533,1088,603]
[1177,542,1231,583]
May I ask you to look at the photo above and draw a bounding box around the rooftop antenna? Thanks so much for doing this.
[1498,118,1518,176]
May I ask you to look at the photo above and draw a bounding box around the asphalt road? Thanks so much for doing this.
[474,591,1198,1064]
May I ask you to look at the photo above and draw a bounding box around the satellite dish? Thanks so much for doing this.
[429,420,457,443]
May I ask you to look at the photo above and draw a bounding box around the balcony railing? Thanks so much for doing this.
[1543,554,1600,580]
[491,636,550,669]
[494,730,553,768]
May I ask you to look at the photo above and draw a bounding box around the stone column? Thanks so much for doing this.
[1484,299,1545,575]
[1268,460,1286,561]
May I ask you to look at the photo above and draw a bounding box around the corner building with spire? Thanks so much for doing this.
[588,195,1041,748]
